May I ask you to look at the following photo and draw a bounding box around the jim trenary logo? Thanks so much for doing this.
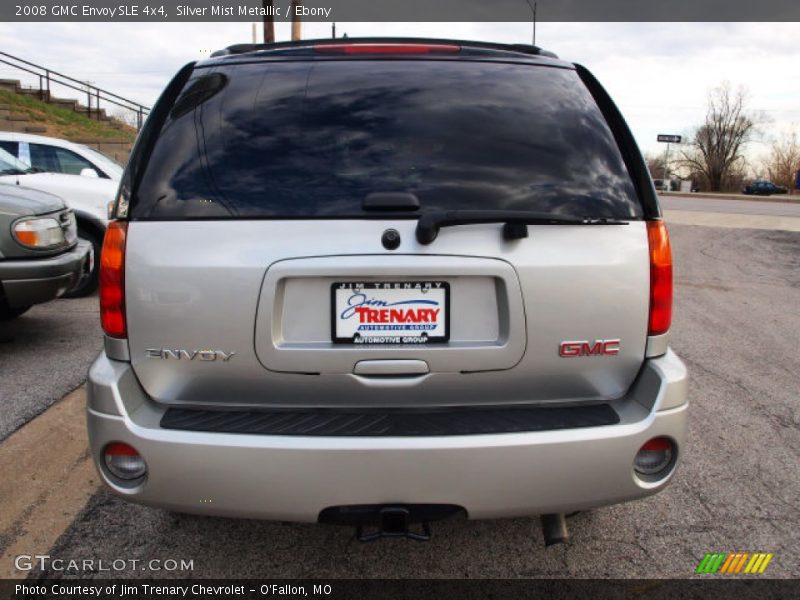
[695,552,774,574]
[339,283,442,330]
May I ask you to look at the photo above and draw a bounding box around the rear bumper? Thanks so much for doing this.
[0,241,91,307]
[86,350,688,521]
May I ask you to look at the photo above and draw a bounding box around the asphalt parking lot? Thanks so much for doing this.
[0,295,100,442]
[1,222,798,579]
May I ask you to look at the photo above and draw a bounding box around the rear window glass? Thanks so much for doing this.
[130,60,642,219]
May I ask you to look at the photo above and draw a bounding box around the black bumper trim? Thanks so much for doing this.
[160,403,619,437]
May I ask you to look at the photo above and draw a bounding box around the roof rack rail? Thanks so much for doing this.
[210,38,559,59]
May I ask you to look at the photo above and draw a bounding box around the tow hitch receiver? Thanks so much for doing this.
[358,507,431,542]
[318,503,463,542]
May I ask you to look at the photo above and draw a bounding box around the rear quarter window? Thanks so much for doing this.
[129,59,642,220]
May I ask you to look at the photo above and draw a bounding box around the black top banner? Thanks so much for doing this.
[4,0,800,22]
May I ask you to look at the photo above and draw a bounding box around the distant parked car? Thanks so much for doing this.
[0,132,123,181]
[0,184,91,320]
[652,178,673,192]
[0,147,115,296]
[742,180,788,196]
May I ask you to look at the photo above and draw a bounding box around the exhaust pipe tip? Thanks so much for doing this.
[541,513,570,546]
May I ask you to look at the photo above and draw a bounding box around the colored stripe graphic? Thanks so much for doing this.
[719,553,736,573]
[744,554,761,573]
[737,553,751,573]
[697,553,726,574]
[696,553,712,573]
[733,553,749,573]
[757,553,773,573]
[698,552,774,574]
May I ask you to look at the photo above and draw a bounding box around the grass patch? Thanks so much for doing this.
[0,89,137,141]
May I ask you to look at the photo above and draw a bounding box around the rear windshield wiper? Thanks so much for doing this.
[415,210,628,244]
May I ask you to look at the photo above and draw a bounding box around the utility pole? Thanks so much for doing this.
[525,0,537,45]
[262,0,274,43]
[291,1,302,41]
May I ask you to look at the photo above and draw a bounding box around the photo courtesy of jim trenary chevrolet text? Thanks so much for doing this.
[0,0,798,597]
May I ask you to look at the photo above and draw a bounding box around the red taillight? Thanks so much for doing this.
[100,221,127,338]
[313,43,461,55]
[647,220,672,336]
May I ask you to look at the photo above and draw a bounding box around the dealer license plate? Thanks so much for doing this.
[331,281,449,344]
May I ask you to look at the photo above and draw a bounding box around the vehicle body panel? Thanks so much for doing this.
[125,220,649,408]
[87,349,687,520]
[0,171,115,225]
[0,182,63,219]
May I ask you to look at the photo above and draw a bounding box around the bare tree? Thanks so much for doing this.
[761,128,800,190]
[680,83,758,192]
[643,152,666,179]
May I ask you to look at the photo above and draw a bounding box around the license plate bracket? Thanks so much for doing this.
[331,281,450,345]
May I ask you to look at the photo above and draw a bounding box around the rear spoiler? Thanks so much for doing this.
[211,37,559,59]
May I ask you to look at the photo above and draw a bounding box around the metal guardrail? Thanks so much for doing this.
[0,51,150,129]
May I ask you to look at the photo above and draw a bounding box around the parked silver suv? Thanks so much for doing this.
[87,39,687,544]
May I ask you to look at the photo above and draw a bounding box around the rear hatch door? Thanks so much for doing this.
[123,55,649,408]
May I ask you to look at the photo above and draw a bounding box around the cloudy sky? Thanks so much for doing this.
[2,21,799,162]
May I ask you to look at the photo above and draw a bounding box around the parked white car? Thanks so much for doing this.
[0,147,116,296]
[0,132,123,181]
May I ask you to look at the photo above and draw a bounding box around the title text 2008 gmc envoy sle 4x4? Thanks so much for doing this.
[87,39,687,545]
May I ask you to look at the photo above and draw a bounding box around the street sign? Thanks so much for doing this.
[657,134,682,143]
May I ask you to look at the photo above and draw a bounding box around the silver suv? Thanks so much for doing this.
[87,39,687,544]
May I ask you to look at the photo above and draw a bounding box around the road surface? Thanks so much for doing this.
[660,195,800,217]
